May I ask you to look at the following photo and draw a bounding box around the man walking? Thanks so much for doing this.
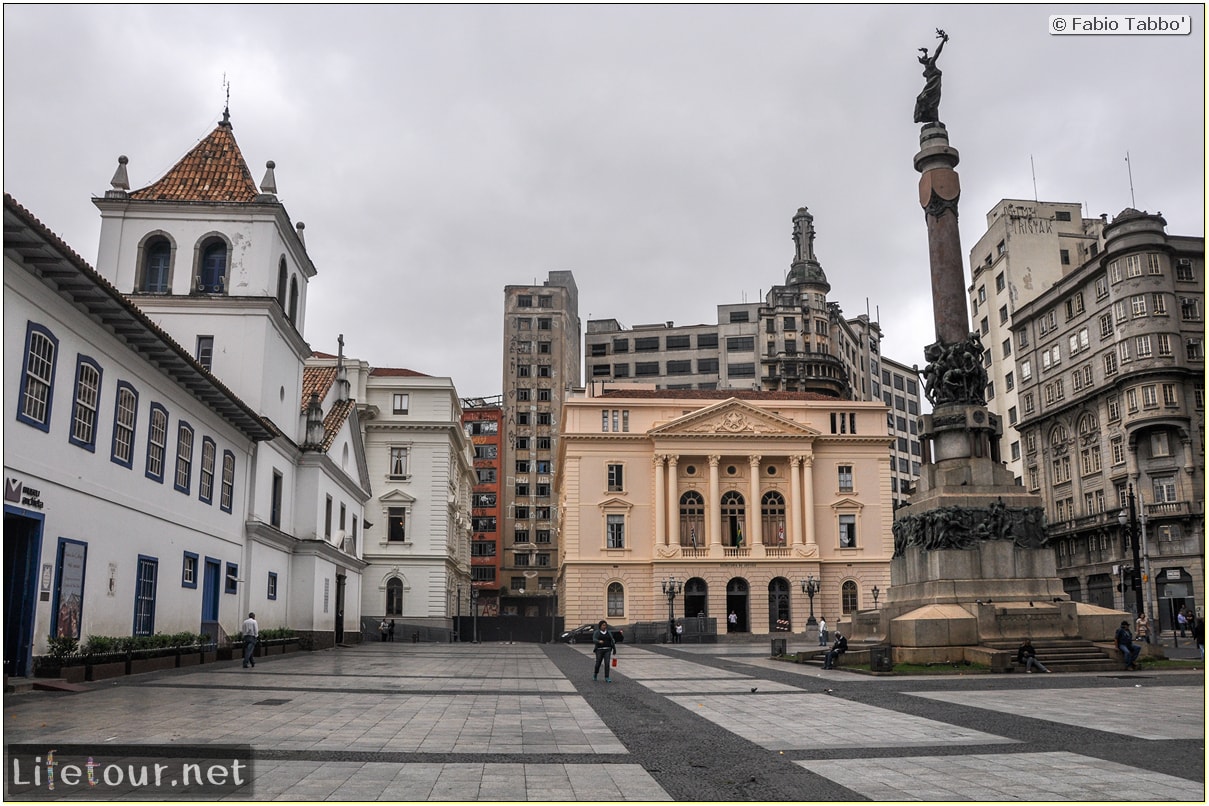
[242,612,259,669]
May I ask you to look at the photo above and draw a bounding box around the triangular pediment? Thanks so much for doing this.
[379,489,416,505]
[650,398,820,439]
[830,496,864,510]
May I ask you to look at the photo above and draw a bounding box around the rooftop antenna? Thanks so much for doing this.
[1030,155,1038,202]
[221,74,231,126]
[1125,152,1136,207]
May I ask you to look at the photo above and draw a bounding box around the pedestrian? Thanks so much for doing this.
[592,619,617,682]
[728,610,738,632]
[379,618,389,642]
[1016,638,1051,673]
[674,621,684,644]
[242,612,258,669]
[1134,612,1151,644]
[1193,617,1205,660]
[817,616,828,647]
[1115,620,1141,670]
[1177,607,1189,637]
[822,631,847,670]
[388,619,396,642]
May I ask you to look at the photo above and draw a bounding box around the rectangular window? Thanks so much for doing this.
[182,552,198,589]
[1131,295,1147,317]
[537,318,551,331]
[392,393,409,414]
[995,272,1006,292]
[666,334,691,350]
[1162,384,1178,406]
[537,365,551,378]
[1181,297,1201,320]
[634,361,660,376]
[324,495,333,538]
[174,422,194,493]
[517,295,532,308]
[224,562,239,594]
[133,557,158,636]
[999,305,1009,324]
[267,572,278,600]
[606,514,625,549]
[199,437,216,504]
[220,451,235,513]
[1060,249,1070,266]
[1175,259,1195,281]
[18,323,58,430]
[1153,475,1177,503]
[111,384,138,467]
[838,514,856,548]
[536,411,551,425]
[667,359,692,374]
[607,463,624,492]
[69,357,102,450]
[1141,385,1159,408]
[837,465,853,493]
[612,338,629,353]
[726,336,755,352]
[634,336,660,352]
[390,446,409,478]
[388,506,407,541]
[1136,335,1153,358]
[728,363,756,378]
[1095,275,1110,299]
[1005,371,1014,392]
[697,357,719,373]
[1104,352,1118,376]
[1125,255,1142,278]
[1157,333,1172,356]
[196,335,214,371]
[1152,294,1167,315]
[270,470,283,528]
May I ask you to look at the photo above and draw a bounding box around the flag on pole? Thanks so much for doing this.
[736,523,743,546]
[690,527,697,547]
[777,524,785,545]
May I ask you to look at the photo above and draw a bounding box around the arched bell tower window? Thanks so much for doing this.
[196,237,228,294]
[141,236,173,293]
[288,277,299,323]
[276,258,288,309]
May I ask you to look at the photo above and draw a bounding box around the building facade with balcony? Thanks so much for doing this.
[555,385,894,634]
[500,272,580,618]
[1012,208,1203,630]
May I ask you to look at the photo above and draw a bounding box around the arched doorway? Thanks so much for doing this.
[684,577,708,619]
[768,577,790,631]
[725,577,749,632]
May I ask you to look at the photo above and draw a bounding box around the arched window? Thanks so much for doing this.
[288,276,299,322]
[721,490,745,546]
[606,582,624,618]
[1050,424,1068,449]
[386,578,404,616]
[142,237,172,293]
[276,258,288,309]
[761,491,786,545]
[679,491,704,546]
[198,239,227,293]
[1078,412,1098,436]
[841,580,858,614]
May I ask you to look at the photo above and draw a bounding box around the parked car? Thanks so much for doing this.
[558,624,595,643]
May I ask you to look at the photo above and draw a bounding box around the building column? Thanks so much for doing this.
[667,454,679,545]
[789,456,802,547]
[802,455,817,548]
[708,455,722,548]
[653,454,666,547]
[748,455,762,546]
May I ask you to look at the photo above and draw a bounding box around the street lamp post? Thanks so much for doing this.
[1117,484,1146,620]
[872,585,880,610]
[662,576,683,641]
[800,575,818,625]
[470,587,479,644]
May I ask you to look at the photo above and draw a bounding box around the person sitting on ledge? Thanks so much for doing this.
[822,632,848,670]
[1016,638,1051,673]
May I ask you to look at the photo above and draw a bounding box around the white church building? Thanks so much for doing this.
[4,110,370,677]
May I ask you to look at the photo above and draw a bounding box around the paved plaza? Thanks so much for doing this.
[3,641,1204,801]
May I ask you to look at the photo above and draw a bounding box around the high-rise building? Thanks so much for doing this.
[966,200,1107,483]
[1012,207,1203,628]
[500,272,580,617]
[462,396,504,617]
[583,207,923,509]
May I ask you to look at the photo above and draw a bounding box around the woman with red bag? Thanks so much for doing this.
[592,619,618,682]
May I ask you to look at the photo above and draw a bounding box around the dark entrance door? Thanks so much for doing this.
[335,574,346,643]
[202,558,221,622]
[684,577,708,619]
[725,578,749,632]
[4,510,42,678]
[768,577,790,631]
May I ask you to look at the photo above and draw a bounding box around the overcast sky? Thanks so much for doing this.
[4,4,1204,399]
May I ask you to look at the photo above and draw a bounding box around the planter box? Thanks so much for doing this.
[201,651,217,664]
[216,647,235,661]
[177,652,201,668]
[264,644,284,656]
[129,655,177,675]
[87,661,126,681]
[35,664,87,683]
[282,643,300,653]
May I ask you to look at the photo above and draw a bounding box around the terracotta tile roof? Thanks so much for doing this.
[301,366,337,413]
[320,399,355,452]
[369,367,430,377]
[129,120,259,203]
[597,388,834,401]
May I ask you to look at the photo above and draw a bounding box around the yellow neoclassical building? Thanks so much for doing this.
[555,385,894,635]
